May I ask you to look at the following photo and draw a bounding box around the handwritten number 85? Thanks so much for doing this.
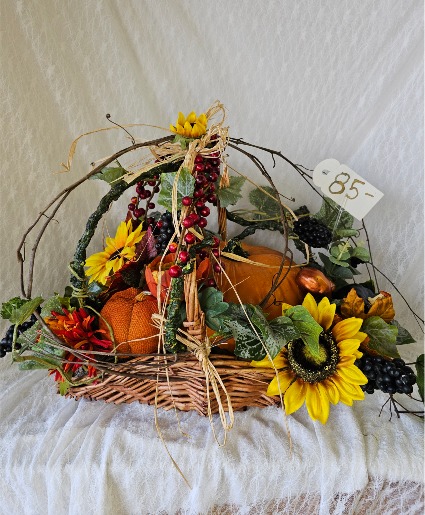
[328,172,365,200]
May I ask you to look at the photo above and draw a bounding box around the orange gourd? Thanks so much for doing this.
[99,287,160,355]
[215,242,303,319]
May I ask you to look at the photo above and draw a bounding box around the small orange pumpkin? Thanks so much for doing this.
[215,242,303,319]
[99,287,160,355]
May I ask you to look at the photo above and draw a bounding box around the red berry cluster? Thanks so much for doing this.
[127,177,160,221]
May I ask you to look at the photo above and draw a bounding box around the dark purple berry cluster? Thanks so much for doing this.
[293,217,333,248]
[0,314,37,358]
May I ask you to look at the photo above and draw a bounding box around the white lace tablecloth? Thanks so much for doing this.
[0,360,423,515]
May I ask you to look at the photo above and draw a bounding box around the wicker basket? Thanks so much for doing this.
[67,354,280,415]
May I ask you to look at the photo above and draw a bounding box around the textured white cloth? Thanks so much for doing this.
[0,0,423,513]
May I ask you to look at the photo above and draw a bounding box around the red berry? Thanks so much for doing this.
[190,213,200,223]
[153,186,160,193]
[211,159,220,167]
[194,189,204,198]
[205,278,216,287]
[182,217,194,228]
[128,204,135,211]
[199,206,210,217]
[208,183,216,193]
[212,248,220,258]
[144,189,152,196]
[209,172,219,182]
[195,163,205,173]
[197,217,208,228]
[156,220,163,228]
[131,196,138,204]
[213,263,223,273]
[207,194,217,203]
[147,217,154,225]
[148,180,157,186]
[178,251,189,264]
[184,233,196,245]
[168,242,178,253]
[195,174,206,185]
[134,208,145,218]
[199,250,208,260]
[195,200,205,208]
[194,155,204,164]
[169,265,182,278]
[136,185,145,195]
[212,236,220,248]
[139,191,148,199]
[182,196,192,206]
[210,152,220,158]
[148,202,155,209]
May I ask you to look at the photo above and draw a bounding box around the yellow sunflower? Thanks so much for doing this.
[84,220,145,285]
[252,294,368,424]
[169,111,208,138]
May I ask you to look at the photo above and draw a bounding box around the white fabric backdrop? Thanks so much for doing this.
[0,1,423,514]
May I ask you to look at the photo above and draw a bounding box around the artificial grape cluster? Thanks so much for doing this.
[356,353,417,395]
[0,314,37,358]
[155,211,176,253]
[128,176,160,221]
[293,216,333,248]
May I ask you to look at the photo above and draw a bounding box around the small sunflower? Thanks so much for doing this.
[169,111,208,138]
[252,294,368,424]
[85,220,145,285]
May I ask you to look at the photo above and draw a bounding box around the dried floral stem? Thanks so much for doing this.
[17,136,173,298]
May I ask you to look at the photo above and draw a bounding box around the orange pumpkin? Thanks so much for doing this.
[206,326,236,353]
[145,253,210,302]
[99,287,160,355]
[215,242,303,319]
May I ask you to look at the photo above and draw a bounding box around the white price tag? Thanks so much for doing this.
[313,159,384,220]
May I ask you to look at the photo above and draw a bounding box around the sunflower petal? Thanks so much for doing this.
[187,111,197,124]
[332,318,363,342]
[332,375,364,405]
[177,112,186,126]
[266,369,294,395]
[305,383,329,423]
[317,297,336,331]
[251,353,287,369]
[114,221,130,248]
[338,338,362,356]
[302,293,319,322]
[323,379,340,404]
[284,379,307,415]
[198,113,207,127]
[336,364,367,385]
[353,331,368,343]
[169,124,177,133]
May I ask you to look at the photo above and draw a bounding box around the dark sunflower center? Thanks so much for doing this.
[109,247,124,260]
[287,332,339,383]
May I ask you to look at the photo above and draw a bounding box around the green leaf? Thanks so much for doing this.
[89,166,126,184]
[390,320,416,345]
[40,295,68,318]
[268,316,300,349]
[249,186,280,218]
[415,354,424,402]
[314,197,354,232]
[1,297,27,320]
[319,253,354,279]
[285,305,323,358]
[330,246,350,261]
[157,167,196,211]
[224,304,269,360]
[9,297,43,326]
[58,380,71,396]
[173,134,191,149]
[350,246,370,262]
[198,287,229,332]
[217,176,245,208]
[334,228,359,238]
[361,316,400,359]
[19,360,50,370]
[328,255,350,267]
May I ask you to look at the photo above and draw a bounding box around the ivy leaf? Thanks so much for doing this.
[361,316,399,359]
[41,295,69,318]
[157,167,195,211]
[267,316,300,350]
[9,297,43,326]
[249,186,280,218]
[415,354,424,402]
[217,176,245,208]
[198,287,229,332]
[390,320,416,345]
[1,297,27,320]
[319,253,354,280]
[350,246,370,262]
[314,197,354,231]
[90,166,126,184]
[341,288,365,319]
[335,228,359,238]
[58,380,71,396]
[328,255,350,267]
[285,305,322,358]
